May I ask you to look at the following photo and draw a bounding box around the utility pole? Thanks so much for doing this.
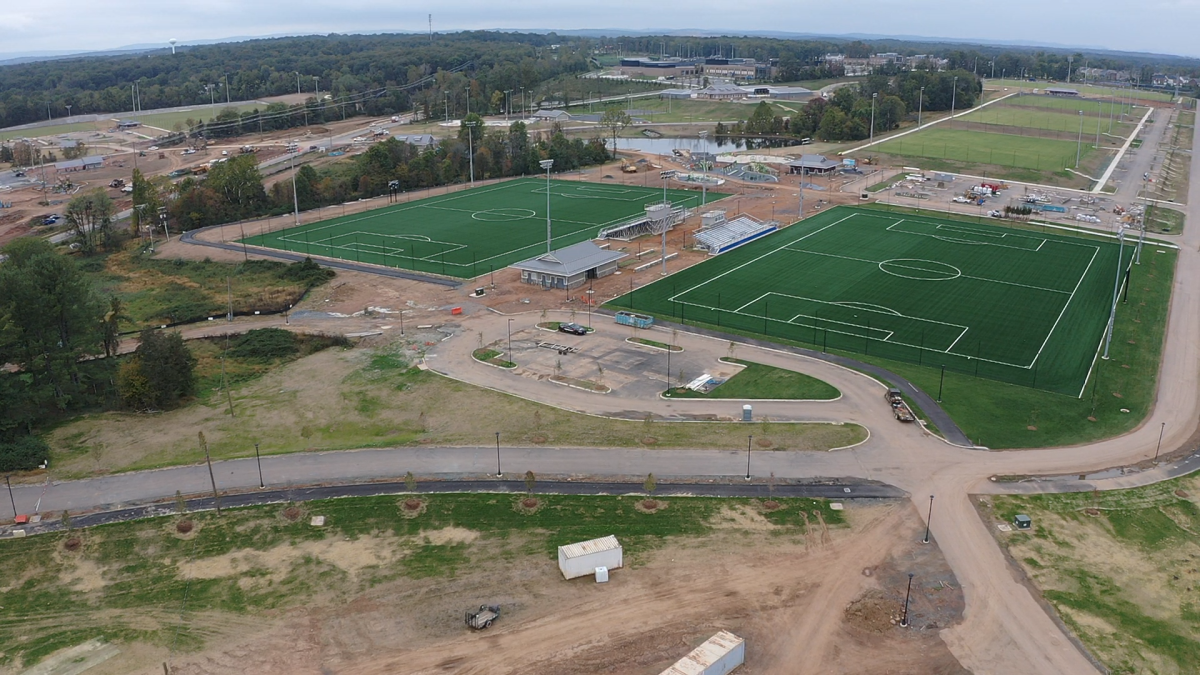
[1076,110,1085,168]
[918,87,924,128]
[869,92,877,143]
[199,432,221,515]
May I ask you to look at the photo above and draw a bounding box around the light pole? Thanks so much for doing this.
[1102,227,1126,360]
[745,435,752,480]
[494,432,503,478]
[798,167,805,220]
[900,573,914,627]
[1075,110,1085,168]
[507,318,514,365]
[540,159,554,252]
[504,90,512,121]
[225,74,231,104]
[465,120,478,187]
[917,86,924,128]
[698,130,709,206]
[289,150,301,229]
[295,72,301,95]
[254,443,264,488]
[950,76,958,119]
[923,495,934,543]
[659,170,677,275]
[1155,422,1166,462]
[869,92,877,143]
[5,475,15,518]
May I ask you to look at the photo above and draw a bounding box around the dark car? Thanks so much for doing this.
[42,215,60,225]
[558,322,588,335]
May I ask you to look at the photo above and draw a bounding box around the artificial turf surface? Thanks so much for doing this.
[243,178,725,278]
[608,206,1138,395]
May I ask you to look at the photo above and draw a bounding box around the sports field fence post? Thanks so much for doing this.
[822,329,827,353]
[763,300,769,336]
[716,293,721,327]
[937,365,945,402]
[975,341,981,377]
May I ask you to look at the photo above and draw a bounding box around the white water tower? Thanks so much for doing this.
[169,39,177,54]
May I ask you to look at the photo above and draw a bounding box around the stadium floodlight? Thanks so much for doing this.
[1075,110,1085,168]
[870,92,877,143]
[918,87,925,128]
[465,120,479,187]
[1102,227,1126,360]
[658,170,677,275]
[540,159,554,253]
[698,130,709,206]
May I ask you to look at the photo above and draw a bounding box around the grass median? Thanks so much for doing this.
[985,473,1200,674]
[45,339,866,477]
[665,358,839,400]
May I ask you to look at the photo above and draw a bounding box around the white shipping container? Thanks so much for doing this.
[659,631,745,675]
[558,535,623,580]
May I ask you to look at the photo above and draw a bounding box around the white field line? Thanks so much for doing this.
[667,215,854,302]
[1026,244,1100,369]
[1092,106,1155,194]
[840,92,1019,156]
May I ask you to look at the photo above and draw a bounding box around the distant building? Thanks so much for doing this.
[55,156,103,172]
[693,84,813,102]
[788,155,841,175]
[393,134,436,150]
[531,109,571,122]
[510,241,626,290]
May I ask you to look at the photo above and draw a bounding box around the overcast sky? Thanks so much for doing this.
[4,1,1199,59]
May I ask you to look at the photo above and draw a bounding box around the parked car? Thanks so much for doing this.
[952,196,970,204]
[42,215,60,225]
[558,322,588,335]
[988,210,1003,218]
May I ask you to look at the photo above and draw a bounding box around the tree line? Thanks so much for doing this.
[719,70,979,142]
[168,120,609,231]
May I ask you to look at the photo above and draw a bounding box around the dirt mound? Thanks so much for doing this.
[845,588,902,633]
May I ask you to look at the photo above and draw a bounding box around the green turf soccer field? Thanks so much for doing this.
[244,178,725,279]
[608,206,1139,395]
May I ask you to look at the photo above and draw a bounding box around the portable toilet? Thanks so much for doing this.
[1013,514,1032,530]
[742,405,752,422]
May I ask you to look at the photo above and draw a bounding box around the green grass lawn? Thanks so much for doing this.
[874,127,1095,172]
[987,474,1200,673]
[664,358,839,400]
[962,101,1134,136]
[0,121,100,141]
[134,103,265,132]
[985,79,1176,103]
[608,205,1130,397]
[0,491,842,668]
[244,178,727,279]
[1145,205,1186,234]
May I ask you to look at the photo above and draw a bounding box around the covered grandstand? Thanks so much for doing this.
[694,213,777,255]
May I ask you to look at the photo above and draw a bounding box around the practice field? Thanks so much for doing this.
[961,100,1136,136]
[608,207,1135,395]
[874,127,1094,172]
[986,79,1176,103]
[244,178,724,279]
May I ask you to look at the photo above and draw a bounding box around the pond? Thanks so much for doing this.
[607,135,801,155]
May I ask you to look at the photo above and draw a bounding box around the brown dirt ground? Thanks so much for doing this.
[62,501,965,675]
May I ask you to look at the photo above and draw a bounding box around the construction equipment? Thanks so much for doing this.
[109,179,126,188]
[621,162,638,174]
[465,605,501,630]
[885,388,916,423]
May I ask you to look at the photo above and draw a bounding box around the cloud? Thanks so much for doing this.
[3,1,1200,58]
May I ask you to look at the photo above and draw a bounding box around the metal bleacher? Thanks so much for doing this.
[694,215,778,255]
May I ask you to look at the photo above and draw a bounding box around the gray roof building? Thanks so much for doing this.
[531,109,571,122]
[788,154,840,174]
[394,134,436,149]
[510,241,627,290]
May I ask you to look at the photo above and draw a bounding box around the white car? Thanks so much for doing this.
[148,146,159,151]
[221,150,229,156]
[988,210,1003,218]
[952,196,970,204]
